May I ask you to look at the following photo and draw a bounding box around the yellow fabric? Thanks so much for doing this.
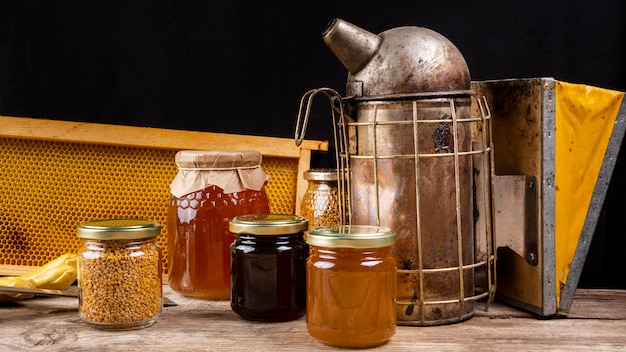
[555,81,624,306]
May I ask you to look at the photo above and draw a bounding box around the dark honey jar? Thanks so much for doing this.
[229,214,308,322]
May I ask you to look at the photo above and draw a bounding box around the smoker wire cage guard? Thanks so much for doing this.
[296,88,496,326]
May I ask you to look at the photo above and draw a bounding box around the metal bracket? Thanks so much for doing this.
[346,81,363,97]
[494,175,539,266]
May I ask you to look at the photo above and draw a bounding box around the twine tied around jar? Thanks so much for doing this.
[169,150,270,198]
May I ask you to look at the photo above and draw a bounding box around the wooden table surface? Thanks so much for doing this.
[1,286,625,351]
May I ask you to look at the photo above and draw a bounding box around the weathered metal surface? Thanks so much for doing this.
[324,18,493,326]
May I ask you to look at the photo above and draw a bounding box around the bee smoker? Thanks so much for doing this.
[296,18,495,326]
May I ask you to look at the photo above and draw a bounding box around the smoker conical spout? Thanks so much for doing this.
[322,18,470,97]
[322,18,381,75]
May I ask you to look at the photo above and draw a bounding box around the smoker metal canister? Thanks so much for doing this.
[322,18,493,326]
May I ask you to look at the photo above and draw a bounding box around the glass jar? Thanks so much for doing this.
[229,214,308,322]
[300,169,342,231]
[167,150,270,299]
[77,218,163,330]
[306,225,397,348]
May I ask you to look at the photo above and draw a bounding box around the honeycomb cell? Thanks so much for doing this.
[0,137,298,274]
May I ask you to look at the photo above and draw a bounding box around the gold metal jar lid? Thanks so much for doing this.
[77,218,161,240]
[306,225,396,248]
[303,168,338,181]
[229,214,308,235]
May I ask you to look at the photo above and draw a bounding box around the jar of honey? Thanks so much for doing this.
[300,169,342,231]
[305,225,397,348]
[77,218,163,330]
[167,150,270,299]
[229,214,308,322]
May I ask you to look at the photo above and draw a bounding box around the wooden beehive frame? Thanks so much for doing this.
[0,115,328,275]
[0,115,327,202]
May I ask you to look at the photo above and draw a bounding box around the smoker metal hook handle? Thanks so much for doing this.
[294,87,345,146]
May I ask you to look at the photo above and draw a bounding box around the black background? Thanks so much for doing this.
[1,1,625,288]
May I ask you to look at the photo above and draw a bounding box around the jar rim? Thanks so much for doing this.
[306,225,396,248]
[229,214,308,235]
[77,218,161,240]
[303,168,339,181]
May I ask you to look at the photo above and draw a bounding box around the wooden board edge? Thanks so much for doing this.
[0,115,329,158]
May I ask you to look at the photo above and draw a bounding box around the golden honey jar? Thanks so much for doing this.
[305,225,397,348]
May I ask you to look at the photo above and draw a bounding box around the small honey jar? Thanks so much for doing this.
[229,214,308,322]
[305,225,397,348]
[77,218,163,330]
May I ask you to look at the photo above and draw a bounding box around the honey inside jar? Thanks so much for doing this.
[305,225,397,348]
[167,186,270,299]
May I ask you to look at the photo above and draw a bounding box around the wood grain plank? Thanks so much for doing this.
[0,288,624,351]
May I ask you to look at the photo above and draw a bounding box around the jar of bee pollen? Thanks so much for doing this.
[77,218,163,330]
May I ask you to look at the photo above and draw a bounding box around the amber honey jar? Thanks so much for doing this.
[306,225,397,348]
[229,214,308,322]
[167,150,270,299]
[300,169,342,230]
[77,218,163,330]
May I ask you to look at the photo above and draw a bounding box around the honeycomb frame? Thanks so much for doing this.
[0,116,327,276]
